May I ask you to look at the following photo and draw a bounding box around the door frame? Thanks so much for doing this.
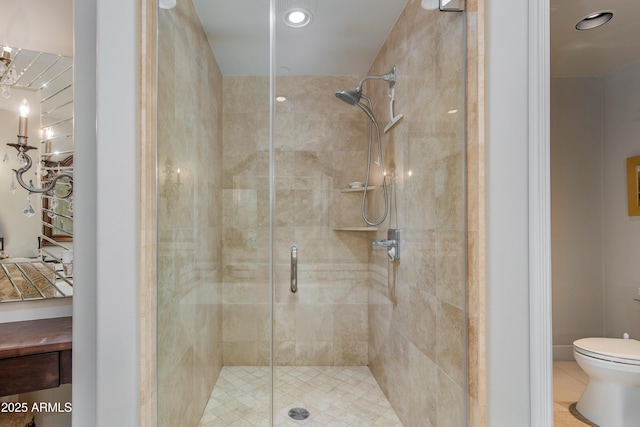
[528,0,553,425]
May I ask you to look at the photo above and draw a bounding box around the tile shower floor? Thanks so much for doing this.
[198,366,403,426]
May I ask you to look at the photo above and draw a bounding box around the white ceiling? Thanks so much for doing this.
[193,0,409,76]
[551,0,640,77]
[195,0,640,79]
[0,0,72,57]
[4,1,638,79]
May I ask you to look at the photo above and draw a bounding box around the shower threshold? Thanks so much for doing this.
[199,365,403,426]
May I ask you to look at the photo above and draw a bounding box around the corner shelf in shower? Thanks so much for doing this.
[334,186,379,231]
[340,186,376,193]
[332,227,379,232]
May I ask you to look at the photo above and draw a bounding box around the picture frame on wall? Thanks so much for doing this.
[626,155,640,216]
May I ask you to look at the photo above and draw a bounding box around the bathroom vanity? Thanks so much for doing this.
[0,316,71,396]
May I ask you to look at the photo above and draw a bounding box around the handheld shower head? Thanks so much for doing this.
[335,89,362,105]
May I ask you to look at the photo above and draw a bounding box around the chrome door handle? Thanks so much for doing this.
[291,245,298,293]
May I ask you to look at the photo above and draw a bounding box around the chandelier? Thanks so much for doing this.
[0,47,18,99]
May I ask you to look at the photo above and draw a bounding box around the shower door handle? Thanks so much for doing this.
[290,245,298,293]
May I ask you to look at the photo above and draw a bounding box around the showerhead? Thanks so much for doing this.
[335,66,398,107]
[335,89,362,105]
[335,91,378,125]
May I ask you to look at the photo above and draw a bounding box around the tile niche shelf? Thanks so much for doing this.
[340,185,376,193]
[332,185,379,231]
[333,226,379,231]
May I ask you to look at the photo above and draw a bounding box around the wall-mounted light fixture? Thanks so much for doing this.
[6,99,73,196]
[161,158,182,199]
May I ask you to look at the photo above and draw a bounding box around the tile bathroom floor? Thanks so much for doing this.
[554,361,597,427]
[198,365,403,426]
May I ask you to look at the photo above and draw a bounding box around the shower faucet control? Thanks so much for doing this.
[372,229,401,261]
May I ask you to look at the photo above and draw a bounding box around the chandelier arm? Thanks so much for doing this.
[10,148,73,195]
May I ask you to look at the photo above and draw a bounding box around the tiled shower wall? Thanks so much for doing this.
[366,2,468,426]
[221,75,374,366]
[156,1,224,426]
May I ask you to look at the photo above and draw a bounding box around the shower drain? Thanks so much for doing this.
[288,407,310,420]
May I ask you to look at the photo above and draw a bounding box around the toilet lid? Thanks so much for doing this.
[573,338,640,365]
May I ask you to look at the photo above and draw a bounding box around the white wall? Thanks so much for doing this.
[94,0,140,421]
[550,78,605,359]
[0,298,71,323]
[486,0,533,424]
[0,0,72,57]
[72,0,140,425]
[72,0,98,423]
[603,59,640,338]
[550,60,640,353]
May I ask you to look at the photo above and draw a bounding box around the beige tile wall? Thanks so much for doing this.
[365,1,469,426]
[156,0,224,426]
[221,75,373,366]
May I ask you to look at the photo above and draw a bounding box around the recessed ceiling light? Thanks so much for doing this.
[575,11,613,31]
[276,96,287,102]
[284,8,312,28]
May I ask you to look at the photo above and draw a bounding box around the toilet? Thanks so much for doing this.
[573,337,640,427]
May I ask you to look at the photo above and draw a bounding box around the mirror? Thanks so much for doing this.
[42,155,73,242]
[0,47,73,302]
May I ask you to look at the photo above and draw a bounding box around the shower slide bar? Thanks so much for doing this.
[291,245,298,293]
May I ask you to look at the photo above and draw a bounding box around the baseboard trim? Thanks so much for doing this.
[553,345,575,361]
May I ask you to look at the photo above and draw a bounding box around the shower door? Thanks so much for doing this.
[157,1,468,426]
[156,1,272,425]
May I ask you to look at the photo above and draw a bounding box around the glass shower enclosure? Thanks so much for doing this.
[156,0,468,425]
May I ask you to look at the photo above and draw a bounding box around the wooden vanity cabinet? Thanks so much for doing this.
[0,317,72,396]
